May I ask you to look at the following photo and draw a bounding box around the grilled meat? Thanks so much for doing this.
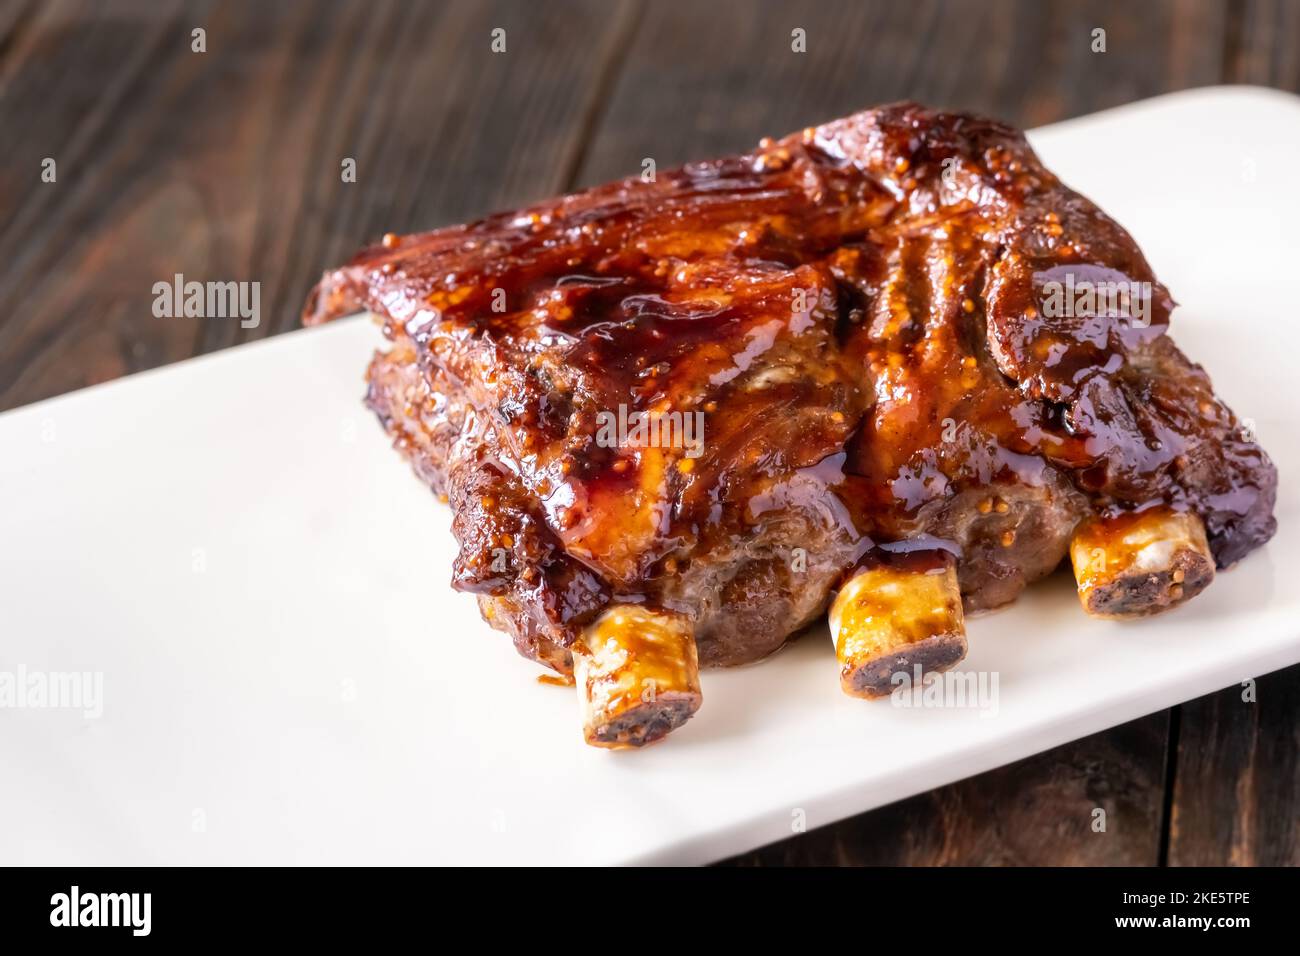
[304,103,1276,746]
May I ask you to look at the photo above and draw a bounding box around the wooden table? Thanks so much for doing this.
[1,0,1295,865]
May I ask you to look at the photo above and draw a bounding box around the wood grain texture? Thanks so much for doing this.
[0,0,1295,866]
[0,0,637,410]
[573,0,1228,186]
[1167,668,1300,865]
[1228,0,1300,88]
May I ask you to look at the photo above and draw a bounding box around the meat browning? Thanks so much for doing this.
[304,103,1276,745]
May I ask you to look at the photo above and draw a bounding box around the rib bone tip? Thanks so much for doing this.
[574,605,701,749]
[830,549,968,699]
[1070,508,1214,619]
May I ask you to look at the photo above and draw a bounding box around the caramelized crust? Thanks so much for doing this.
[306,103,1276,673]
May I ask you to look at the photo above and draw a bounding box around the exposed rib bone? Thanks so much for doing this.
[1070,507,1215,618]
[573,605,702,748]
[830,548,968,698]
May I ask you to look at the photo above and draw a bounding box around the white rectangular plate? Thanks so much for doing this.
[2,87,1298,865]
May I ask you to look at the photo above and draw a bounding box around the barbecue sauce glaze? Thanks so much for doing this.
[305,103,1275,663]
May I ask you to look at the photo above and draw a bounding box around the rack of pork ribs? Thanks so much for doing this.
[304,103,1276,749]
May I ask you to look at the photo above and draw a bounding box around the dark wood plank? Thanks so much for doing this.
[1167,668,1300,865]
[0,0,639,411]
[1227,0,1300,89]
[574,0,1229,186]
[723,713,1170,865]
[0,0,39,67]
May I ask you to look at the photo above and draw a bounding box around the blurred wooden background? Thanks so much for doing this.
[0,0,1295,865]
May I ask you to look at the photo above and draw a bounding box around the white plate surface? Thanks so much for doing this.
[2,87,1298,865]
